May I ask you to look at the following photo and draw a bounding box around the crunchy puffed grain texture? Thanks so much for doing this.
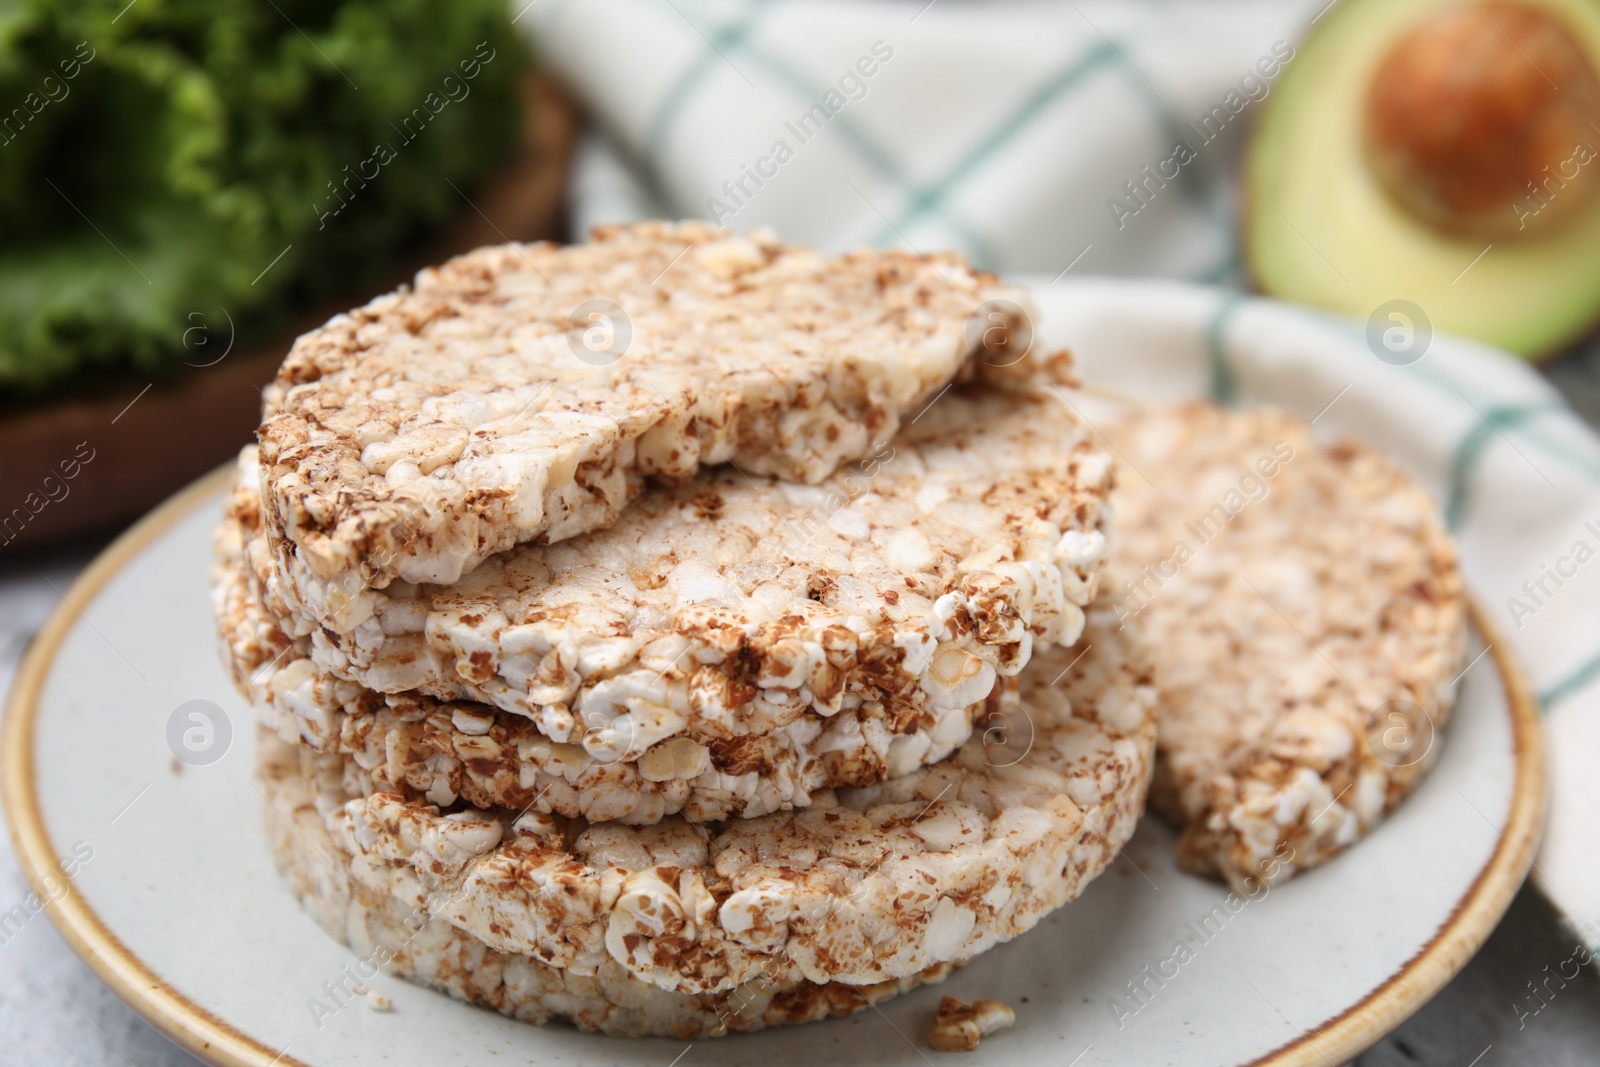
[259,221,1056,607]
[1100,400,1466,890]
[215,508,1017,822]
[258,729,958,1039]
[300,607,1154,996]
[239,385,1112,763]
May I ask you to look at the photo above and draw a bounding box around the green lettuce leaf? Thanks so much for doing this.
[0,0,527,390]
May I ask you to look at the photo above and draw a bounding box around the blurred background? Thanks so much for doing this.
[0,0,1596,1063]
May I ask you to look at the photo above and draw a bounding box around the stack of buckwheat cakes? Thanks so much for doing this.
[213,222,1467,1046]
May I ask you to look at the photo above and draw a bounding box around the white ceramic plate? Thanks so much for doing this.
[2,282,1545,1067]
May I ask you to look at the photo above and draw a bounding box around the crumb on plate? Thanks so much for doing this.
[929,995,1015,1051]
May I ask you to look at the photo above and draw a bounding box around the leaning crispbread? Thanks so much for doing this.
[258,221,1055,630]
[294,607,1154,997]
[1099,400,1466,890]
[228,386,1112,772]
[259,728,960,1039]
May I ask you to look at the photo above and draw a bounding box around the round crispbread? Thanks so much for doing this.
[275,607,1154,997]
[1099,400,1466,890]
[216,386,1113,821]
[259,222,1059,626]
[259,729,959,1039]
[215,519,1016,824]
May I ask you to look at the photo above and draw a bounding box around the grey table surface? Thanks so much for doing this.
[2,344,1599,1066]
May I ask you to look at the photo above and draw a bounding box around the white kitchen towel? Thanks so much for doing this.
[522,0,1600,941]
[528,0,1317,280]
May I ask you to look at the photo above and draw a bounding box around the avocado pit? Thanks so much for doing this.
[1364,0,1600,240]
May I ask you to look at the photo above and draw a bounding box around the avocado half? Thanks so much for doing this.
[1244,0,1600,361]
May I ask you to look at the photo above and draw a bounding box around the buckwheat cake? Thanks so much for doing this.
[230,386,1113,773]
[1099,400,1466,890]
[271,608,1155,999]
[215,512,1016,823]
[259,729,961,1039]
[259,220,1056,634]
